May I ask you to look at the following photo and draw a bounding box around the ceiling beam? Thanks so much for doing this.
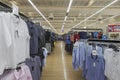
[18,6,120,11]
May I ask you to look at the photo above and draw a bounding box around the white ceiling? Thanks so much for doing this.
[1,0,120,33]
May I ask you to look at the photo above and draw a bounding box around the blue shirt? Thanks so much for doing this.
[93,32,98,38]
[72,41,87,70]
[87,45,103,57]
[72,42,80,70]
[85,55,105,80]
[66,39,71,44]
[78,42,86,68]
[102,35,107,40]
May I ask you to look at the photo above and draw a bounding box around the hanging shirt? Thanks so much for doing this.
[104,49,120,80]
[66,39,71,44]
[42,47,48,67]
[72,41,80,70]
[0,12,12,75]
[36,26,44,48]
[79,32,88,39]
[102,35,107,40]
[104,49,113,80]
[0,64,32,80]
[72,41,87,70]
[70,35,74,42]
[78,42,86,68]
[87,45,103,57]
[98,32,103,39]
[85,54,105,80]
[26,21,39,54]
[114,51,120,80]
[25,56,41,80]
[45,31,51,42]
[93,32,98,38]
[111,51,120,80]
[74,34,80,42]
[3,13,30,68]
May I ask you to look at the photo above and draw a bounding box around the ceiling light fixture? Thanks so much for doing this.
[67,0,73,13]
[64,16,68,22]
[61,0,73,32]
[68,0,118,32]
[88,14,120,26]
[84,26,87,29]
[88,0,96,6]
[28,0,58,33]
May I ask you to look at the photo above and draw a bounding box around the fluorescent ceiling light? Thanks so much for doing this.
[88,0,96,6]
[84,26,87,29]
[61,0,73,32]
[64,16,68,22]
[68,0,118,32]
[67,0,73,13]
[28,0,58,33]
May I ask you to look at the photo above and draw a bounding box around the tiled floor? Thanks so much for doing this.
[41,41,85,80]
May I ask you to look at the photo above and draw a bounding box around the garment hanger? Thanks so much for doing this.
[16,61,25,71]
[92,50,98,56]
[14,14,19,18]
[16,66,21,71]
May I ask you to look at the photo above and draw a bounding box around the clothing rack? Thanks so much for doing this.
[88,39,120,49]
[71,28,103,32]
[0,2,29,20]
[88,39,120,43]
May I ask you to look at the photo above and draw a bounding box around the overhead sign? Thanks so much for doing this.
[108,25,120,32]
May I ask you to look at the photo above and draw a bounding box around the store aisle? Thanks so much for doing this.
[41,41,85,80]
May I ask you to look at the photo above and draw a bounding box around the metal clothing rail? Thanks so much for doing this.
[71,28,103,31]
[0,2,28,20]
[88,39,120,43]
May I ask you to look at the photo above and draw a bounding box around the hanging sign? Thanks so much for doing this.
[108,25,120,32]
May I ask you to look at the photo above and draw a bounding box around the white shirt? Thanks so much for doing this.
[3,12,30,68]
[111,51,120,80]
[104,49,120,80]
[104,48,114,80]
[42,47,48,67]
[0,12,12,75]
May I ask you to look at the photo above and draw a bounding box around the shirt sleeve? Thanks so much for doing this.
[85,56,89,71]
[1,14,12,47]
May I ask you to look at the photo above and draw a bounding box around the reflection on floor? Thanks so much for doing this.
[41,41,85,80]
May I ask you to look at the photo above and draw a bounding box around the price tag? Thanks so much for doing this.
[93,62,96,67]
[12,3,19,15]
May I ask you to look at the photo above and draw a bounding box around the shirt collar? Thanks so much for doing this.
[91,53,98,60]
